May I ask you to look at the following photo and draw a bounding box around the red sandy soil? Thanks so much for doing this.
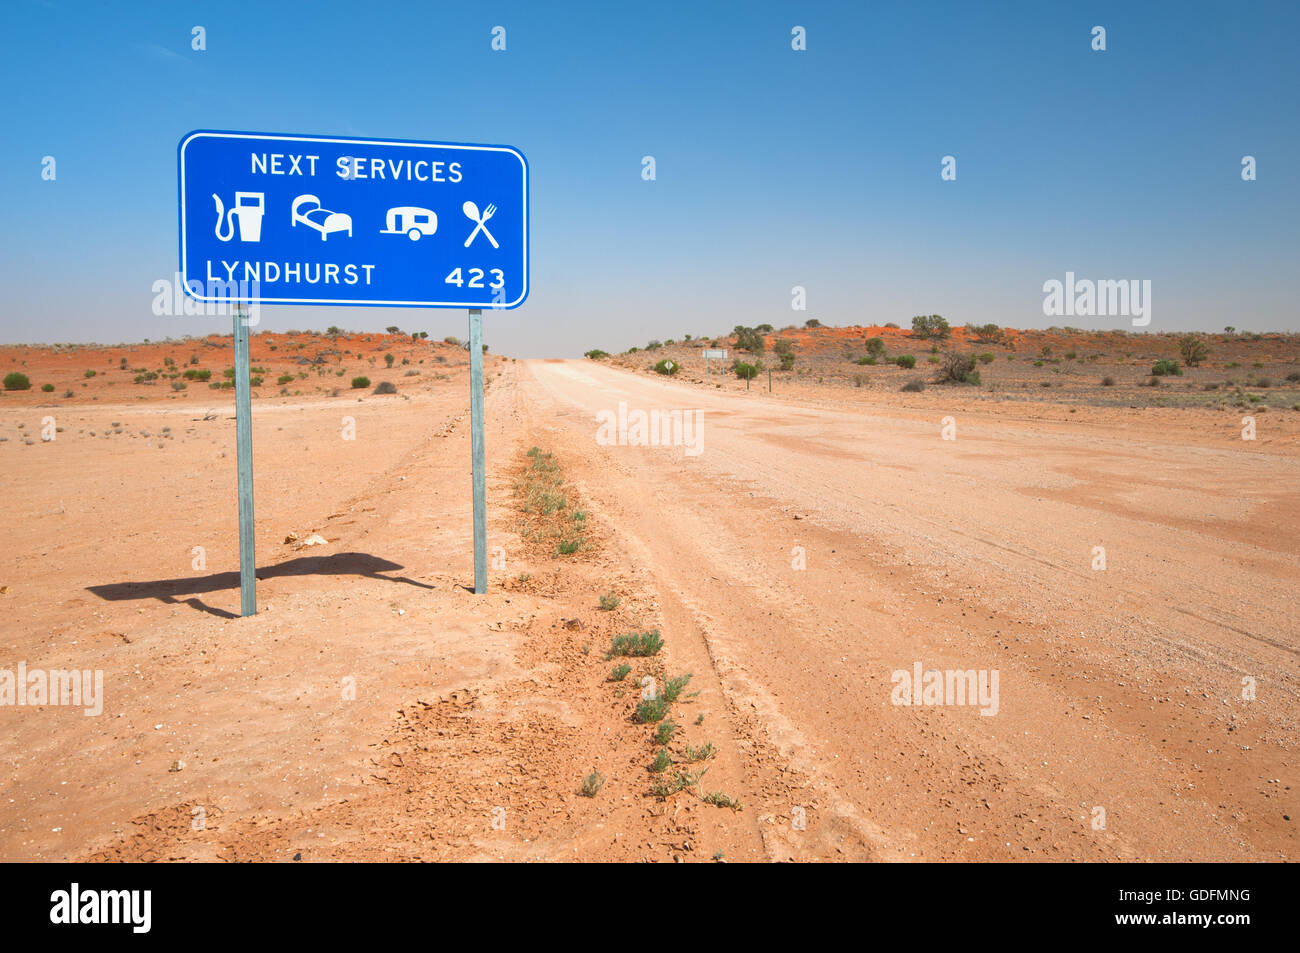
[0,328,1295,862]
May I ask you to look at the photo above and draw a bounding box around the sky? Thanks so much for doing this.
[1,0,1297,356]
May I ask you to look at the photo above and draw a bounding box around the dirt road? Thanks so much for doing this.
[1,352,1294,861]
[518,358,1298,860]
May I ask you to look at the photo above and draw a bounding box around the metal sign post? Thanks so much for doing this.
[233,307,257,616]
[702,347,727,384]
[469,308,487,594]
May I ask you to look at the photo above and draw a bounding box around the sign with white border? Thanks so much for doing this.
[178,130,528,309]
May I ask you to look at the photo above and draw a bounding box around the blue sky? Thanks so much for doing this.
[1,0,1296,355]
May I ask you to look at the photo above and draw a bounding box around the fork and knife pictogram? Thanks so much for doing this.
[462,201,499,249]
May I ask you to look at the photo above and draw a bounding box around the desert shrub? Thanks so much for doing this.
[779,351,796,370]
[599,593,620,611]
[865,336,886,357]
[385,353,395,367]
[635,697,670,723]
[4,372,31,391]
[732,326,765,353]
[1285,371,1300,383]
[911,314,950,339]
[83,369,96,378]
[901,379,926,392]
[351,376,371,389]
[584,349,609,360]
[1102,376,1116,386]
[373,381,398,394]
[1178,335,1209,367]
[579,770,605,797]
[804,318,821,328]
[654,358,679,376]
[607,630,664,658]
[40,383,54,392]
[277,374,295,385]
[938,352,980,385]
[857,356,876,366]
[893,354,917,368]
[183,368,211,381]
[733,362,759,380]
[645,339,662,350]
[1151,359,1182,376]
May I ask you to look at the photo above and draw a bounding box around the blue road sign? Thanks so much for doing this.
[178,130,528,309]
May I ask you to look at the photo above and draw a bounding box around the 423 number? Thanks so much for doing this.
[444,267,504,290]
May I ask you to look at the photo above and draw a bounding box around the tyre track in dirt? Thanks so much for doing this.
[521,358,1298,861]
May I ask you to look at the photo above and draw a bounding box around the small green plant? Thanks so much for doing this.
[598,592,620,611]
[653,358,679,376]
[702,791,742,810]
[556,537,582,555]
[1151,359,1182,377]
[384,353,395,367]
[650,748,672,773]
[351,376,371,388]
[649,766,708,798]
[609,663,631,682]
[584,349,609,360]
[579,770,605,798]
[4,372,31,391]
[40,383,54,392]
[733,361,759,380]
[83,369,96,378]
[977,352,994,364]
[277,374,295,385]
[654,720,677,745]
[695,713,704,725]
[684,742,716,762]
[635,696,670,723]
[607,630,664,658]
[373,381,398,395]
[662,673,693,703]
[892,354,916,369]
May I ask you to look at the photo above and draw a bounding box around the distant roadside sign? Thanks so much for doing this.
[178,130,528,309]
[701,348,728,359]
